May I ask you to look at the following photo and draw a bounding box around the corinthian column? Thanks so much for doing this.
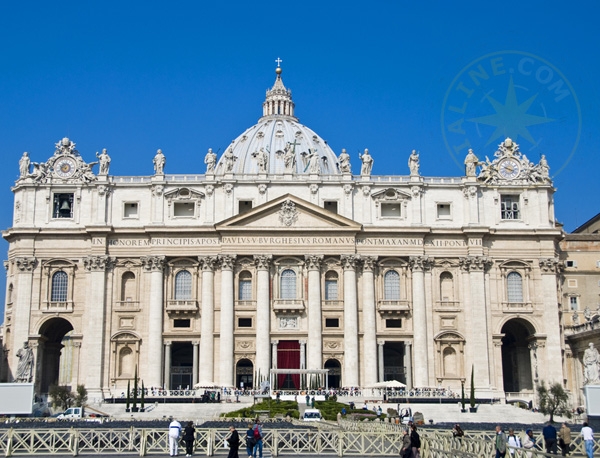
[306,255,323,371]
[460,256,492,387]
[409,256,431,387]
[539,258,563,383]
[141,255,165,388]
[11,257,36,378]
[198,256,218,385]
[219,255,236,387]
[341,255,360,387]
[83,255,112,397]
[362,257,378,387]
[254,255,272,384]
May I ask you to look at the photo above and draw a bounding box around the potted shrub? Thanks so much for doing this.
[125,380,131,412]
[461,381,467,413]
[469,365,477,413]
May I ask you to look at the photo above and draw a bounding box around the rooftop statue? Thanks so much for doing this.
[204,148,217,173]
[96,148,111,175]
[338,148,351,173]
[222,147,236,173]
[283,142,296,173]
[153,149,165,175]
[408,150,420,176]
[464,149,478,177]
[359,148,373,176]
[19,152,30,179]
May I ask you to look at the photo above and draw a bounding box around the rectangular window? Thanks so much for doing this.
[567,279,578,288]
[239,280,252,300]
[53,193,74,219]
[566,260,577,268]
[437,203,451,219]
[173,202,195,217]
[325,280,338,300]
[238,200,253,214]
[174,319,191,328]
[124,202,139,218]
[500,195,520,220]
[569,297,578,310]
[324,201,338,214]
[325,318,340,328]
[238,318,252,327]
[381,203,401,217]
[386,319,402,328]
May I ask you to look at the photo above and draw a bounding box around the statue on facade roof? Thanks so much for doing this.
[153,149,166,175]
[204,148,217,173]
[359,148,373,176]
[408,150,420,176]
[464,149,478,177]
[253,147,269,173]
[338,148,351,173]
[283,142,296,173]
[307,148,321,174]
[96,149,111,175]
[222,147,236,173]
[19,152,31,179]
[584,342,600,385]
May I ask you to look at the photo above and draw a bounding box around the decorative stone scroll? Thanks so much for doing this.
[305,255,323,270]
[409,256,433,272]
[253,254,272,270]
[198,256,218,271]
[219,255,236,270]
[539,257,562,274]
[459,256,492,272]
[141,255,166,272]
[340,254,360,270]
[83,255,113,272]
[14,257,37,272]
[362,256,377,272]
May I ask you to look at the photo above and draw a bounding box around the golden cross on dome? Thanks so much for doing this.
[275,57,283,67]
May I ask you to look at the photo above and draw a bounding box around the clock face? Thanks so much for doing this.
[55,157,76,178]
[499,158,521,180]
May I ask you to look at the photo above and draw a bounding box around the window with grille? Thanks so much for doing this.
[384,270,401,300]
[325,271,338,300]
[53,193,74,219]
[239,271,252,300]
[174,270,192,300]
[280,269,297,299]
[51,271,68,302]
[501,195,520,220]
[506,272,523,302]
[569,296,578,310]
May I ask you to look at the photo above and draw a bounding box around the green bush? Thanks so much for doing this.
[222,399,299,418]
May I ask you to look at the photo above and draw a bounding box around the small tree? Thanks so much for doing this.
[141,380,145,411]
[537,381,572,423]
[132,366,139,410]
[74,384,88,407]
[49,384,73,410]
[126,380,131,411]
[461,380,466,411]
[470,365,476,408]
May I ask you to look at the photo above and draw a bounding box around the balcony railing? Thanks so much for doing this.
[273,299,305,314]
[377,300,411,315]
[43,301,73,313]
[166,300,198,314]
[115,300,141,311]
[502,301,533,313]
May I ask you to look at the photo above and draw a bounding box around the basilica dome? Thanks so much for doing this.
[216,66,341,175]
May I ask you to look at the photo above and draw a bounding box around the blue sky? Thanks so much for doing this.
[0,1,598,316]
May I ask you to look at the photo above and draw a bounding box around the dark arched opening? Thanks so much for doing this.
[501,319,534,393]
[38,318,74,393]
[324,359,341,388]
[236,358,253,389]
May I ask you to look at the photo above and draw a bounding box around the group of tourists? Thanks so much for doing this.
[400,423,422,458]
[493,422,594,458]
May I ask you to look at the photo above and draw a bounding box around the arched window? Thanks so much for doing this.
[175,270,192,300]
[442,347,458,377]
[507,272,523,303]
[118,347,134,377]
[51,271,68,302]
[280,269,297,299]
[440,272,454,301]
[384,270,400,300]
[325,271,338,300]
[121,272,136,302]
[7,283,13,304]
[239,271,252,300]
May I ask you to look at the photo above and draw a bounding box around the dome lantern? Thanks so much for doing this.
[262,60,296,120]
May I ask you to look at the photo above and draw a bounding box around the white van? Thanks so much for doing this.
[302,408,322,422]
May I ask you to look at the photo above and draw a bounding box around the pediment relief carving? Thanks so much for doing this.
[164,187,205,202]
[371,188,412,203]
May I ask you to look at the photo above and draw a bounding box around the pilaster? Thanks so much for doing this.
[341,254,360,387]
[254,255,272,384]
[362,256,378,387]
[141,255,165,388]
[409,256,432,387]
[198,256,218,385]
[219,255,236,387]
[305,255,323,371]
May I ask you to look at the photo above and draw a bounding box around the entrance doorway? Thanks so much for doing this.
[383,342,406,383]
[277,341,300,389]
[236,359,253,389]
[170,342,193,390]
[38,318,74,393]
[324,359,341,388]
[501,319,534,393]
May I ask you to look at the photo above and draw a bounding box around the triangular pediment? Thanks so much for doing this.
[216,194,362,232]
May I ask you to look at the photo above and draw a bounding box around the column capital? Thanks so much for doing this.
[459,255,492,272]
[271,340,279,345]
[539,257,562,274]
[409,256,433,272]
[83,255,114,272]
[377,339,385,346]
[305,255,323,270]
[141,255,166,271]
[198,255,219,271]
[362,256,377,272]
[164,341,172,346]
[341,254,360,270]
[13,257,37,272]
[299,339,307,345]
[253,254,272,270]
[219,254,237,270]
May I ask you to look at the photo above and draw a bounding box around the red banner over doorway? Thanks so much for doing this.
[277,341,300,389]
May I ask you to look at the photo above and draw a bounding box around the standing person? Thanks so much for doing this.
[452,424,464,440]
[507,428,521,456]
[252,419,263,458]
[168,418,182,457]
[400,428,412,458]
[582,422,594,458]
[495,425,508,458]
[226,425,240,458]
[245,423,255,458]
[410,424,421,458]
[522,429,536,458]
[543,421,558,454]
[558,422,571,456]
[182,421,195,457]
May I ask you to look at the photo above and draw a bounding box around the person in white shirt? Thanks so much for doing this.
[168,418,182,456]
[582,422,594,458]
[507,428,521,456]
